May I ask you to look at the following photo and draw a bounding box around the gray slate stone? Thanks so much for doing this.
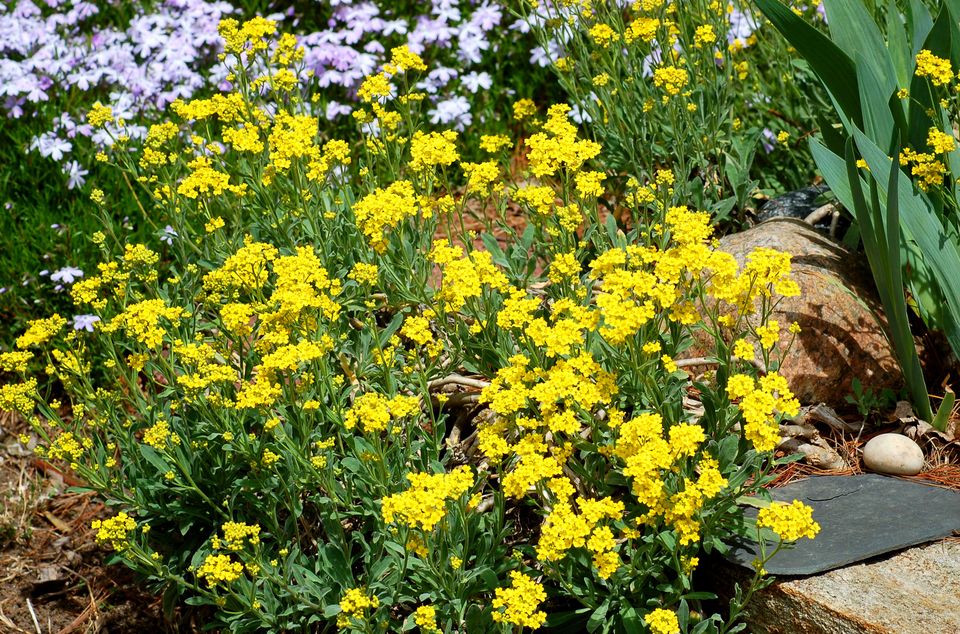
[727,474,960,575]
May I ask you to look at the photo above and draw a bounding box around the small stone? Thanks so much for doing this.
[862,433,925,475]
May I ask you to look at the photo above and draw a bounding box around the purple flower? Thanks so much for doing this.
[72,314,100,332]
[62,160,88,189]
[761,128,777,154]
[428,96,472,130]
[325,101,353,120]
[30,132,72,161]
[160,225,178,245]
[461,71,491,93]
[727,9,760,48]
[50,266,83,284]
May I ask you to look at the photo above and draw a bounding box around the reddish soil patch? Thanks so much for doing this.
[0,412,187,633]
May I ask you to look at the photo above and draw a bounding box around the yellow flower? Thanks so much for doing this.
[410,130,459,173]
[915,49,953,86]
[401,315,433,345]
[589,23,619,48]
[693,24,717,48]
[220,521,261,550]
[352,180,418,252]
[492,571,547,630]
[338,588,380,629]
[16,315,67,349]
[480,134,512,153]
[757,499,821,541]
[927,127,956,154]
[87,102,114,127]
[653,66,689,96]
[732,338,755,361]
[348,262,379,286]
[645,608,680,634]
[413,605,439,632]
[512,98,537,120]
[205,216,226,233]
[91,512,137,550]
[388,45,427,72]
[575,170,605,198]
[756,320,780,350]
[381,466,474,531]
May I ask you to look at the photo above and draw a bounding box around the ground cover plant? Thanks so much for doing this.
[0,0,551,334]
[0,12,829,633]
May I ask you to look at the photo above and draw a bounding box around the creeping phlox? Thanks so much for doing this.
[0,16,822,634]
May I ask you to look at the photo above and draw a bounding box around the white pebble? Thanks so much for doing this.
[862,433,925,476]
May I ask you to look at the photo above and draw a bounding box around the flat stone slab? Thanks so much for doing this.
[727,474,960,575]
[739,540,960,634]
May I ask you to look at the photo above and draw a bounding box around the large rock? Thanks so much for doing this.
[716,217,902,405]
[720,541,960,634]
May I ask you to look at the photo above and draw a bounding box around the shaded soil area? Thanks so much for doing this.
[0,412,186,634]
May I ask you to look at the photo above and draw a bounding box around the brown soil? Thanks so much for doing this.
[0,411,187,634]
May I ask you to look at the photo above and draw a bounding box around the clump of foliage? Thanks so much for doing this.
[2,15,821,634]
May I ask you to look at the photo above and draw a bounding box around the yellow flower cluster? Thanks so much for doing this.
[16,315,67,350]
[901,147,947,191]
[612,412,726,544]
[589,23,619,48]
[928,127,957,155]
[525,104,601,178]
[653,66,690,97]
[353,180,419,253]
[380,466,473,531]
[491,571,547,630]
[103,299,185,348]
[757,499,820,541]
[479,134,511,153]
[915,49,954,87]
[219,521,261,550]
[0,379,37,414]
[218,16,277,55]
[91,512,137,550]
[430,242,509,311]
[410,130,460,173]
[0,350,32,373]
[413,605,439,632]
[86,102,114,128]
[727,372,799,452]
[343,392,421,433]
[143,419,180,449]
[338,587,380,629]
[645,608,680,634]
[197,553,244,587]
[538,479,624,578]
[177,155,248,199]
[461,160,500,197]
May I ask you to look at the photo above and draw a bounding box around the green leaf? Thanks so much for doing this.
[854,128,960,363]
[908,0,934,55]
[932,389,956,432]
[481,232,509,268]
[856,55,896,153]
[138,444,169,473]
[823,0,898,96]
[887,0,913,88]
[587,600,609,633]
[754,0,862,124]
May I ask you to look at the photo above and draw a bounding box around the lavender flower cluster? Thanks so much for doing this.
[299,0,507,130]
[2,0,235,189]
[1,0,517,194]
[0,0,520,321]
